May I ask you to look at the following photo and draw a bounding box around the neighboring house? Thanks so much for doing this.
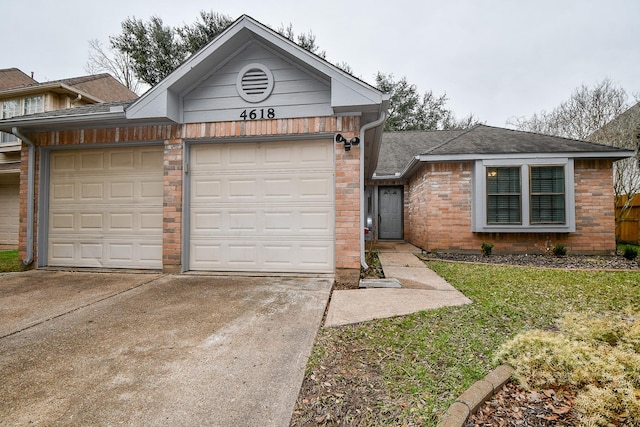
[367,125,633,254]
[0,68,138,246]
[0,15,632,278]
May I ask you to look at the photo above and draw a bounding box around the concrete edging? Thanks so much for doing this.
[437,364,514,427]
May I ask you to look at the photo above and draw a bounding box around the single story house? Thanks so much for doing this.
[368,126,633,253]
[0,15,633,279]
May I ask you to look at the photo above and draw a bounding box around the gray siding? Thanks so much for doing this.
[183,42,332,123]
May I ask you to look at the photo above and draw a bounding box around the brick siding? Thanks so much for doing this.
[406,160,617,254]
[19,116,362,271]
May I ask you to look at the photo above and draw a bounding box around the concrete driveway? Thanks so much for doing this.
[0,270,332,426]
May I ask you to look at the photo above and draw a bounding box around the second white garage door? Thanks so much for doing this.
[189,139,335,273]
[0,174,19,246]
[48,146,164,269]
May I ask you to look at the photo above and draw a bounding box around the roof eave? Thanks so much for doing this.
[0,110,129,133]
[418,151,636,162]
[0,82,103,103]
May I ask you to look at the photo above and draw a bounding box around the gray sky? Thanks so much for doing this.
[3,0,638,127]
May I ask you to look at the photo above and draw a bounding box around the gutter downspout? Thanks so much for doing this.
[358,111,387,270]
[12,127,35,266]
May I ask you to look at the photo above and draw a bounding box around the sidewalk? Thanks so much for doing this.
[324,242,471,326]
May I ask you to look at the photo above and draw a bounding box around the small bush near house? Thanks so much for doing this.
[481,241,494,256]
[553,243,567,257]
[623,245,638,261]
[0,250,21,272]
[495,311,640,426]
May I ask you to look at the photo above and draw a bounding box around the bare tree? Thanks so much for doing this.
[509,79,639,242]
[507,79,628,140]
[85,38,147,95]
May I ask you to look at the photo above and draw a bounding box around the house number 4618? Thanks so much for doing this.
[240,108,275,120]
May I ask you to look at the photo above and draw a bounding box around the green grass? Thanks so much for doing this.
[0,250,21,272]
[302,262,640,426]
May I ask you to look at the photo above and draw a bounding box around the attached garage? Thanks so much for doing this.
[47,146,164,269]
[188,139,335,273]
[1,16,389,274]
[0,174,19,246]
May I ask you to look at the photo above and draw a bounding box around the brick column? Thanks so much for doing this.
[334,133,361,269]
[163,138,183,272]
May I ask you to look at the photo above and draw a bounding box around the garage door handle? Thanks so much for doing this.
[378,214,381,224]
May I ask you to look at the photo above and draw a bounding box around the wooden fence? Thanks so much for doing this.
[616,194,640,244]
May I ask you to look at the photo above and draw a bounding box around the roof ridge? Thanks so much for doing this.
[422,124,482,154]
[479,123,626,150]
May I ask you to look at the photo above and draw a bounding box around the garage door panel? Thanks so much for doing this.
[0,174,19,245]
[81,183,105,200]
[192,140,333,173]
[189,139,334,273]
[191,174,333,203]
[50,208,162,235]
[189,238,334,272]
[191,207,333,236]
[80,152,105,169]
[48,147,163,269]
[109,151,134,169]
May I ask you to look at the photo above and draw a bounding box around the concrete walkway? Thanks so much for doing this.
[325,242,471,326]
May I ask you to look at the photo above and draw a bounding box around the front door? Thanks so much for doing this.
[378,186,403,239]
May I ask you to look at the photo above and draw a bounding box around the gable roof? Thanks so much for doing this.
[50,74,138,102]
[126,14,388,123]
[0,68,37,90]
[0,70,137,103]
[375,125,635,178]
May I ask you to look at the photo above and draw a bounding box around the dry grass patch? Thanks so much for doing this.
[496,311,640,426]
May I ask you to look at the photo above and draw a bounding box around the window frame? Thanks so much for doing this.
[529,165,566,224]
[472,158,575,233]
[23,95,44,115]
[1,99,20,119]
[486,166,522,224]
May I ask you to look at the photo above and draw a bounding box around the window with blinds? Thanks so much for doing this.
[486,166,521,224]
[530,166,565,223]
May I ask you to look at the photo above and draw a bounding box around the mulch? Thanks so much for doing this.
[425,252,640,270]
[465,381,580,426]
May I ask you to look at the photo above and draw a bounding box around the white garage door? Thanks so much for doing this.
[189,139,335,273]
[48,146,163,269]
[0,174,19,246]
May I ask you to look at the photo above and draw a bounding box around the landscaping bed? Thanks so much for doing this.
[423,252,640,270]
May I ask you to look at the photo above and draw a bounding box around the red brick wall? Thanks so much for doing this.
[407,160,617,254]
[20,116,362,271]
[162,139,183,272]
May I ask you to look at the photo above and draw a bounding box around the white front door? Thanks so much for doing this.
[189,139,335,273]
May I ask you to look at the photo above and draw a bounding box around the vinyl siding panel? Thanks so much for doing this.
[183,42,331,123]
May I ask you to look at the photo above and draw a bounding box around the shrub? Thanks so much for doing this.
[495,311,640,426]
[623,245,638,261]
[481,241,493,256]
[552,243,567,257]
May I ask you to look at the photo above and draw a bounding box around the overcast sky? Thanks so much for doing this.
[3,0,638,127]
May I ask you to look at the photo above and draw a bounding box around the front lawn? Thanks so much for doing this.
[0,250,20,273]
[291,262,640,426]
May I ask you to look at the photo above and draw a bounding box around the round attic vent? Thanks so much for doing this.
[236,63,274,103]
